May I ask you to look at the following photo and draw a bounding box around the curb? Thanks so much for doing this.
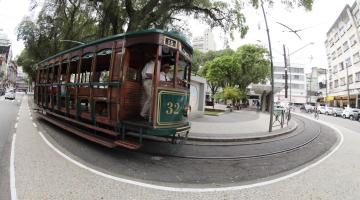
[187,120,298,142]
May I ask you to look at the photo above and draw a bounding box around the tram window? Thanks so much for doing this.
[95,101,108,116]
[69,59,79,83]
[127,44,157,81]
[80,53,93,84]
[177,55,190,87]
[94,49,111,87]
[53,65,59,83]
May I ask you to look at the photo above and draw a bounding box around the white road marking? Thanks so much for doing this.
[16,117,19,121]
[10,134,18,200]
[14,123,17,129]
[30,117,33,120]
[32,123,37,128]
[36,116,344,192]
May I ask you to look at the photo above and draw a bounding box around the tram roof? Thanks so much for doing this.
[39,29,192,65]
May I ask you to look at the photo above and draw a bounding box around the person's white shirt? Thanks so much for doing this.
[141,60,155,80]
[160,71,173,81]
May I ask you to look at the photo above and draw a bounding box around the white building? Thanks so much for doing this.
[324,1,360,108]
[273,63,307,105]
[192,29,216,52]
[0,29,12,88]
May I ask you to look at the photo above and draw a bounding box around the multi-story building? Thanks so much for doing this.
[307,67,327,104]
[0,30,12,88]
[192,29,216,52]
[273,63,307,105]
[324,1,360,108]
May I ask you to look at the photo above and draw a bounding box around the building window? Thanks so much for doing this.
[332,51,336,60]
[356,72,360,82]
[330,82,333,89]
[348,75,353,84]
[339,25,345,36]
[355,10,360,26]
[337,47,342,56]
[334,80,339,88]
[339,62,344,70]
[335,32,339,42]
[353,52,360,64]
[345,57,352,67]
[333,65,338,73]
[343,41,350,51]
[340,77,345,86]
[350,34,357,46]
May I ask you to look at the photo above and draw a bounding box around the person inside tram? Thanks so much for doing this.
[160,63,173,82]
[140,54,156,120]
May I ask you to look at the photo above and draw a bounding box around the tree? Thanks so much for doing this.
[215,86,245,104]
[233,44,270,91]
[194,48,234,75]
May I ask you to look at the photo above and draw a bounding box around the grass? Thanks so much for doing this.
[204,109,224,116]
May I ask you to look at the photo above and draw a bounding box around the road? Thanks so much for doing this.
[8,96,350,199]
[0,94,22,200]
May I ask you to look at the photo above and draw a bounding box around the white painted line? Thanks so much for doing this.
[10,134,18,200]
[32,123,37,128]
[37,117,344,192]
[16,117,19,121]
[14,123,17,129]
[30,117,33,120]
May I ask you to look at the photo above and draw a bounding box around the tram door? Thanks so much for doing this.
[121,44,158,120]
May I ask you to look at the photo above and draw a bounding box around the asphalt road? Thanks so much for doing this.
[32,103,339,186]
[0,94,22,200]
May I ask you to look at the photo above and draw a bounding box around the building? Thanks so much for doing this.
[0,29,13,88]
[273,63,307,105]
[192,29,216,52]
[16,66,29,92]
[324,1,360,108]
[306,67,327,104]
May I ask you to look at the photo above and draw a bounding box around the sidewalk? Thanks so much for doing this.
[189,110,297,141]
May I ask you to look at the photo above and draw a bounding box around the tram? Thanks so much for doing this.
[34,29,192,149]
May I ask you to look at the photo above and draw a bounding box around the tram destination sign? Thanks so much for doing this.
[163,36,178,48]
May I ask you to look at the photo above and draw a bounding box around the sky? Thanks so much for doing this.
[0,0,356,72]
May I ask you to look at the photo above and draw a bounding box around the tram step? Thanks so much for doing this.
[114,140,141,150]
[39,114,117,148]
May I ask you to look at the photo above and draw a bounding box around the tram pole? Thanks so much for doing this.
[260,0,275,132]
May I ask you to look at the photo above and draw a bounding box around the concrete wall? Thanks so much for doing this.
[189,75,206,119]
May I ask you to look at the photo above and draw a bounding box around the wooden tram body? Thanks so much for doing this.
[34,29,192,149]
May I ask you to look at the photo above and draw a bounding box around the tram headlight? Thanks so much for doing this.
[183,105,191,117]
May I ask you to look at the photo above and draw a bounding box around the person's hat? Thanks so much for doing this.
[162,64,170,68]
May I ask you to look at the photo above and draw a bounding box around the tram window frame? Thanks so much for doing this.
[176,55,191,88]
[79,52,94,85]
[160,46,177,87]
[94,48,112,87]
[69,57,79,84]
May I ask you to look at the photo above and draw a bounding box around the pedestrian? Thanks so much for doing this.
[140,54,156,120]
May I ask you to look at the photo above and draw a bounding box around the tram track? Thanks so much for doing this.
[137,116,322,160]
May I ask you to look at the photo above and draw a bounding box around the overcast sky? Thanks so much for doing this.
[0,0,356,72]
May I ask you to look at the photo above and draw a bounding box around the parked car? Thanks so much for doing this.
[4,89,15,100]
[304,104,314,113]
[332,107,344,117]
[342,107,360,120]
[317,106,326,114]
[325,107,334,115]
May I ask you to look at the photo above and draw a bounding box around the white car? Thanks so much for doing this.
[317,106,326,114]
[4,90,15,100]
[342,107,360,120]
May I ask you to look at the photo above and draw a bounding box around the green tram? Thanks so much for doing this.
[34,29,192,149]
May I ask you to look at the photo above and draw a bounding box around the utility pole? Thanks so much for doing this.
[283,44,288,98]
[260,1,275,132]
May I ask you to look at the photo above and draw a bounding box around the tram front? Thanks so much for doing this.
[151,35,192,137]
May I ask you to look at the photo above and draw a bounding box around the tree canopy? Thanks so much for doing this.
[17,0,314,80]
[200,44,270,99]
